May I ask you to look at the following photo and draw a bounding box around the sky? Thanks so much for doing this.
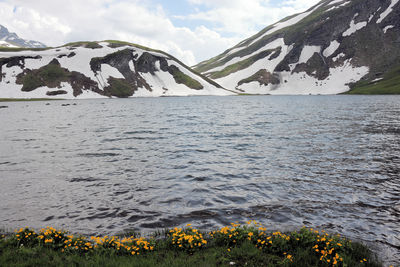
[0,0,320,66]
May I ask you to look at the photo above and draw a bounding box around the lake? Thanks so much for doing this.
[0,95,399,264]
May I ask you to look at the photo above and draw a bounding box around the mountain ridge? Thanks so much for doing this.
[0,40,234,99]
[0,24,46,49]
[194,0,400,95]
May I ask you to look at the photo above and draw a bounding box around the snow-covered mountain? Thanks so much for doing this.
[194,0,400,95]
[0,25,46,48]
[0,41,233,99]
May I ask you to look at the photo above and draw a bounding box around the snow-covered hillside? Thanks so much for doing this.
[0,41,233,99]
[194,0,400,95]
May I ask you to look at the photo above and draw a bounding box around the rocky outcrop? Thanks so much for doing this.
[238,69,280,86]
[16,58,101,97]
[90,49,153,95]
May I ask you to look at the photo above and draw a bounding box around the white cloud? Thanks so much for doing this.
[183,0,321,36]
[0,0,320,65]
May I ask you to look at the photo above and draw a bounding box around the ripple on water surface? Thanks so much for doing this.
[0,96,399,265]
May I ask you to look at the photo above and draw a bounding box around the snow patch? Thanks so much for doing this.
[332,53,345,62]
[372,78,383,82]
[368,14,375,22]
[327,0,350,11]
[329,0,345,5]
[299,46,321,64]
[377,0,400,23]
[128,60,135,72]
[326,6,340,12]
[343,18,367,37]
[100,64,124,79]
[323,41,340,57]
[383,25,395,33]
[339,1,351,7]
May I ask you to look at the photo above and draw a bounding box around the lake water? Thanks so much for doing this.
[0,95,399,264]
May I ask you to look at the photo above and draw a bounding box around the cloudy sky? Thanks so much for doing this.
[0,0,320,65]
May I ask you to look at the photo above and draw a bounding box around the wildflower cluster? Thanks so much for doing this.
[210,221,260,248]
[307,229,348,266]
[15,227,38,247]
[1,223,380,266]
[168,224,207,253]
[63,235,93,253]
[91,235,154,256]
[255,230,291,254]
[37,227,69,250]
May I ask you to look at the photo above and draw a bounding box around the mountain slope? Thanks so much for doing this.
[194,0,400,95]
[0,25,46,48]
[0,41,233,99]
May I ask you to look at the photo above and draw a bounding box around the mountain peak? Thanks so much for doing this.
[0,24,46,48]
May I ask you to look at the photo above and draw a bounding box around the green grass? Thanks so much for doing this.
[345,66,400,94]
[105,78,134,98]
[168,65,203,90]
[62,41,103,49]
[17,60,69,92]
[0,224,382,267]
[209,49,277,79]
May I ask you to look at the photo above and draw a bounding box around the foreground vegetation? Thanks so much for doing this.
[0,222,385,267]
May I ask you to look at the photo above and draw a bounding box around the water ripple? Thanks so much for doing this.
[0,96,399,265]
